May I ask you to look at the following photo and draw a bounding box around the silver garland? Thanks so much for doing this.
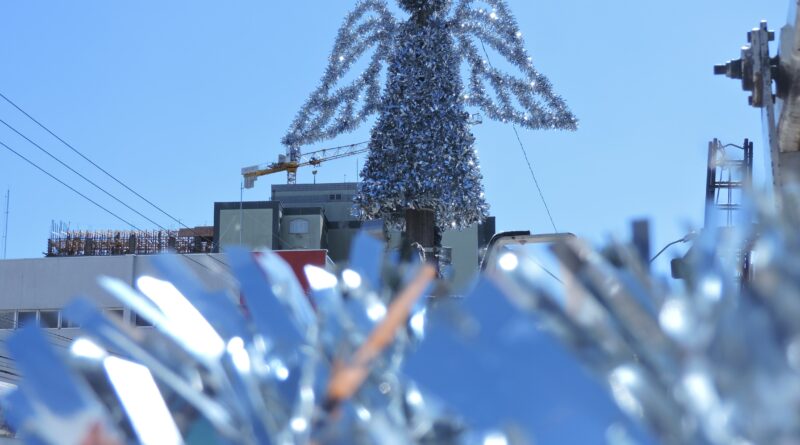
[283,0,577,230]
[282,0,396,149]
[353,13,489,229]
[451,1,577,129]
[11,191,800,443]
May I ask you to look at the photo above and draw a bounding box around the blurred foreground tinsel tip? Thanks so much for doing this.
[8,193,800,444]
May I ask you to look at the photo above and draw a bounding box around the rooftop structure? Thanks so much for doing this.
[46,222,214,257]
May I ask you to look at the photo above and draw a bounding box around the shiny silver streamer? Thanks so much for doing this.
[282,0,396,149]
[489,189,800,444]
[354,11,489,229]
[13,190,800,444]
[283,0,577,230]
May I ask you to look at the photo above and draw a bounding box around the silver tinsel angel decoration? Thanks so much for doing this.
[283,0,577,230]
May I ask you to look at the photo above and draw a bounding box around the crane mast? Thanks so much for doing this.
[287,145,301,185]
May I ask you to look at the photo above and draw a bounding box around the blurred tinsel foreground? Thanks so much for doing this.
[8,190,800,445]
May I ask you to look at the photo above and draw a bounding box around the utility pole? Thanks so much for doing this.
[2,189,9,259]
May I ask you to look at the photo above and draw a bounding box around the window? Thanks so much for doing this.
[39,310,59,329]
[133,313,153,327]
[61,316,81,329]
[104,308,125,322]
[17,311,37,327]
[0,312,14,330]
[289,218,310,234]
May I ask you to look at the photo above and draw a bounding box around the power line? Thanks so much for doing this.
[0,139,144,231]
[478,40,559,233]
[0,92,196,233]
[510,125,558,233]
[0,138,213,272]
[45,329,73,343]
[0,92,375,263]
[0,117,172,233]
[529,255,563,284]
[0,117,226,269]
[0,92,226,267]
[0,367,18,379]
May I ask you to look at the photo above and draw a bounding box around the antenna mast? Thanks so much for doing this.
[2,189,8,259]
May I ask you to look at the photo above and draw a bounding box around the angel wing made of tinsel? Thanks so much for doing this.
[450,0,577,130]
[282,0,576,149]
[282,1,397,148]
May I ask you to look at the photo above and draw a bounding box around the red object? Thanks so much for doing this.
[274,249,330,294]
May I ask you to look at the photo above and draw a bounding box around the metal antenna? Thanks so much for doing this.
[239,181,244,245]
[2,189,9,259]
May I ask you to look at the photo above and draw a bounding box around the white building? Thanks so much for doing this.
[0,182,496,438]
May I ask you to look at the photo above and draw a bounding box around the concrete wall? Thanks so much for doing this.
[214,201,281,252]
[442,224,480,292]
[0,252,231,388]
[280,214,325,250]
[383,222,488,292]
[271,183,358,222]
[270,183,361,261]
[0,253,231,441]
[326,227,360,263]
[217,208,275,250]
[0,255,133,310]
[0,253,229,325]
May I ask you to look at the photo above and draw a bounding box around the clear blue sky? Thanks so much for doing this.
[0,1,788,263]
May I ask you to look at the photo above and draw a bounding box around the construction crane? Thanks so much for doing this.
[242,142,369,188]
[243,113,482,188]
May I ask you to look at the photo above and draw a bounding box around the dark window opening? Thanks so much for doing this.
[104,308,124,322]
[61,316,81,329]
[0,312,15,330]
[133,313,153,327]
[17,311,37,327]
[40,310,59,329]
